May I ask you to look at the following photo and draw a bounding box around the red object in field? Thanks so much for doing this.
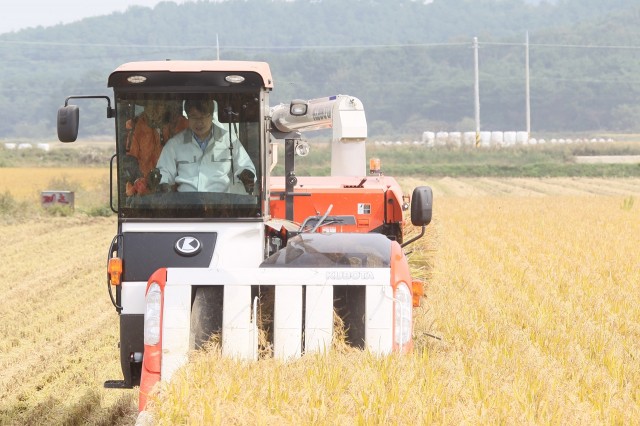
[41,190,74,208]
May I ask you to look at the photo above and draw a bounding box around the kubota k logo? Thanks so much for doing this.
[175,236,202,257]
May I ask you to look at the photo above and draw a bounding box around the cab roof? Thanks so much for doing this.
[108,60,273,89]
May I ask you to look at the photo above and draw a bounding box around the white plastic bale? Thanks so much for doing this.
[463,132,476,146]
[490,131,504,147]
[480,131,491,147]
[435,131,448,146]
[448,132,461,147]
[503,131,516,147]
[516,131,528,144]
[422,131,435,147]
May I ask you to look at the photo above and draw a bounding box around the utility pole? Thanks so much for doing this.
[525,31,531,142]
[473,37,481,147]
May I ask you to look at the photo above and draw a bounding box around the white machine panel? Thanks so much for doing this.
[274,285,303,359]
[120,281,147,314]
[157,266,393,379]
[161,284,192,381]
[304,285,334,353]
[365,284,394,354]
[222,285,257,360]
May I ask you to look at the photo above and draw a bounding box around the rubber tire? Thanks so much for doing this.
[190,286,223,350]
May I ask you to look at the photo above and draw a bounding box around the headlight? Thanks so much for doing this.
[394,282,412,346]
[144,282,162,346]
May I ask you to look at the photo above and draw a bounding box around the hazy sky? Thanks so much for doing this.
[0,0,547,35]
[0,0,194,34]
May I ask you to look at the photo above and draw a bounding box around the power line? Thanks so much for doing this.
[0,39,469,49]
[2,38,640,50]
[479,41,640,50]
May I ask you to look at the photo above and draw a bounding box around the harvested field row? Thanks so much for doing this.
[421,177,640,198]
[0,216,137,425]
[2,171,639,202]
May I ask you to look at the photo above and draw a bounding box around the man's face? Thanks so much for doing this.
[186,107,213,140]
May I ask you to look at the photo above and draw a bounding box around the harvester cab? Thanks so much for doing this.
[56,60,433,410]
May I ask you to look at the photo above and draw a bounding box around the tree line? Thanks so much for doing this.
[1,0,639,140]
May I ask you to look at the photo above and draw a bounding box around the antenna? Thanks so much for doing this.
[216,34,220,60]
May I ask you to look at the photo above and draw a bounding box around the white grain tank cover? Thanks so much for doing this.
[271,95,367,176]
[328,96,367,176]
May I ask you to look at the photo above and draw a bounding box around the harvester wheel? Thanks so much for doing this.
[190,286,223,350]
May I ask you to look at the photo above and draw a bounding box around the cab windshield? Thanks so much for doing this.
[115,92,262,219]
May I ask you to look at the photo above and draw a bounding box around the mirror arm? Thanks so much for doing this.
[401,225,425,249]
[64,95,114,118]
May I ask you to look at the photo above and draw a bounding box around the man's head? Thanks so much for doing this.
[142,100,182,128]
[143,101,169,128]
[184,99,214,140]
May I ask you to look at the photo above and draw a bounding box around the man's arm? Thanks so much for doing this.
[232,141,256,177]
[232,142,256,194]
[156,138,178,188]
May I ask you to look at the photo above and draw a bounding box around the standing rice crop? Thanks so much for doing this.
[146,190,640,424]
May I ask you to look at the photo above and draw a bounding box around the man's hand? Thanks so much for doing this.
[147,168,162,192]
[122,155,142,183]
[158,183,172,193]
[238,169,255,194]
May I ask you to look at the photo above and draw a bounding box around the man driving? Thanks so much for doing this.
[156,98,256,194]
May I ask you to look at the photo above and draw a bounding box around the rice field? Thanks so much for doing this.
[0,176,638,424]
[0,167,109,201]
[145,178,640,424]
[0,215,137,425]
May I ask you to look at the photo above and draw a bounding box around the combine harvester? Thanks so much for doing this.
[56,60,433,410]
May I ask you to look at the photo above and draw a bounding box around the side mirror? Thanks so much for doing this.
[57,105,79,142]
[401,185,433,248]
[410,186,433,227]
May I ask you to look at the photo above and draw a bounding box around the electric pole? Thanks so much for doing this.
[525,31,531,141]
[473,37,481,147]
